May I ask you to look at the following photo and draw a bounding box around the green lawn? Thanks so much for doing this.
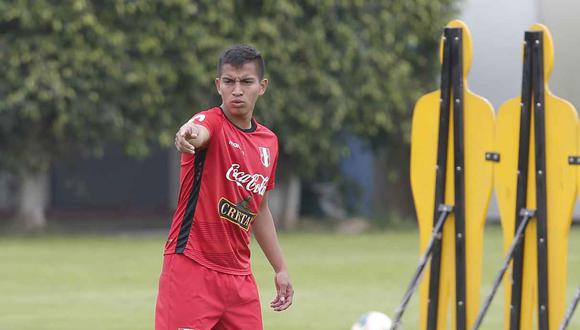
[0,226,578,330]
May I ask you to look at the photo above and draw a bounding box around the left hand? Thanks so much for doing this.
[270,270,294,311]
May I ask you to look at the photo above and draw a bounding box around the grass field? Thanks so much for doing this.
[0,226,578,330]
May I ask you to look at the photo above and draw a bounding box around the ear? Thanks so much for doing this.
[215,78,222,95]
[258,78,269,96]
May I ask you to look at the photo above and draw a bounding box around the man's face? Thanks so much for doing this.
[215,62,268,118]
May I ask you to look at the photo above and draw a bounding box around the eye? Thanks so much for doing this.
[241,79,254,85]
[222,78,234,85]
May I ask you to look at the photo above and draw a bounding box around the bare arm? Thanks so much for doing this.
[253,191,294,311]
[174,119,211,154]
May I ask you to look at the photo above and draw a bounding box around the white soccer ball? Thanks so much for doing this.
[351,311,393,330]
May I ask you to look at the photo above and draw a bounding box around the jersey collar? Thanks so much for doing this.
[219,106,257,133]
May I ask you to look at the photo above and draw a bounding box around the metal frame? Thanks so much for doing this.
[451,27,467,330]
[508,30,550,330]
[425,27,467,330]
[471,209,535,330]
[508,31,534,330]
[531,31,550,330]
[427,28,451,330]
[391,205,454,330]
[558,287,580,330]
[426,27,455,330]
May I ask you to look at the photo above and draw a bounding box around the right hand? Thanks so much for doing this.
[174,122,199,154]
[271,270,294,311]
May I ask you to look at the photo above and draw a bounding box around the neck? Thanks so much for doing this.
[221,105,252,129]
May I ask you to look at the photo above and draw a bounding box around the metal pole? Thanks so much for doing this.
[470,208,536,330]
[558,286,580,330]
[427,28,456,330]
[391,204,454,330]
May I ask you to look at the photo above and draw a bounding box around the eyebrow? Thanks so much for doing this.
[220,74,257,80]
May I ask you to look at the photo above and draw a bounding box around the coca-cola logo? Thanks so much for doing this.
[226,164,269,196]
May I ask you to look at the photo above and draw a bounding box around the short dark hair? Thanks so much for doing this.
[217,45,265,80]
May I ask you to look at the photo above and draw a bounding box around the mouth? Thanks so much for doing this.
[231,100,245,107]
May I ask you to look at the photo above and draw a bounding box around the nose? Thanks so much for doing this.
[232,82,243,96]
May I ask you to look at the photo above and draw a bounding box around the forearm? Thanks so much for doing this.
[253,205,287,273]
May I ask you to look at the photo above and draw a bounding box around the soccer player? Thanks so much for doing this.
[155,45,293,330]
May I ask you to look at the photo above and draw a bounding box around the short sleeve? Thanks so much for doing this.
[190,108,222,139]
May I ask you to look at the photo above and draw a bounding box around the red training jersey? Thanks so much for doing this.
[164,107,279,275]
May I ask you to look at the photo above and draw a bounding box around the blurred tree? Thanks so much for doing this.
[0,0,222,229]
[0,0,456,230]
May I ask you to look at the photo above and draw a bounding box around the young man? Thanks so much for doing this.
[156,45,293,330]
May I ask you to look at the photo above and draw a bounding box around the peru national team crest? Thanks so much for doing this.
[259,147,271,168]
